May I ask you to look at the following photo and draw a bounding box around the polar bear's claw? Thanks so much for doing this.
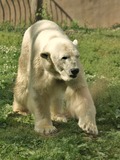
[35,125,57,135]
[51,115,67,123]
[78,119,98,135]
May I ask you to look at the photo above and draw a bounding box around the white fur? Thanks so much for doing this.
[13,20,98,135]
[73,39,78,46]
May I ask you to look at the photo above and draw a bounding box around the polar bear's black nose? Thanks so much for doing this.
[71,68,79,76]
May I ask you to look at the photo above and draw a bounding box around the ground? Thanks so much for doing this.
[0,23,120,160]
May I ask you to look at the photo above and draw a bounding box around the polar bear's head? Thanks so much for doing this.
[40,38,80,81]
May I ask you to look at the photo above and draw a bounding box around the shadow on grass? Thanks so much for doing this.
[90,78,120,130]
[0,113,36,145]
[0,81,14,106]
[0,77,119,145]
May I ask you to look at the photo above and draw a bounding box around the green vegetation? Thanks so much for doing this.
[0,24,120,160]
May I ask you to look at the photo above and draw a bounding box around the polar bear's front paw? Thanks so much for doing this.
[51,114,67,122]
[78,118,98,135]
[35,125,57,135]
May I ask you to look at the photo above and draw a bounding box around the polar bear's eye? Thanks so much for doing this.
[61,56,69,60]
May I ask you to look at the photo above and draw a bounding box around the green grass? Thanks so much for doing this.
[0,25,120,160]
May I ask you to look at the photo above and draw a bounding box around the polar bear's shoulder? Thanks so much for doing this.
[26,20,62,36]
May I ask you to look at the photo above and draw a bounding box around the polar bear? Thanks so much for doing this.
[13,20,98,135]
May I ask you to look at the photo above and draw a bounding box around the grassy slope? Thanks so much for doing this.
[0,27,120,160]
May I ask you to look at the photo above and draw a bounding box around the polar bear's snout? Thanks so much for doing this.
[70,68,79,78]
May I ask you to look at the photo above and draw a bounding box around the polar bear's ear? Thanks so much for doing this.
[73,39,78,46]
[40,52,50,60]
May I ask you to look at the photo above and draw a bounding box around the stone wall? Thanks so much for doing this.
[0,0,120,28]
[0,0,41,25]
[44,0,120,28]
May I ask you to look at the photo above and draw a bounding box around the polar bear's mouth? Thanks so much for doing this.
[58,66,80,80]
[70,74,77,78]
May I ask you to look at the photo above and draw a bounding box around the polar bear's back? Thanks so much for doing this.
[22,20,67,53]
[25,20,63,40]
[30,20,62,32]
